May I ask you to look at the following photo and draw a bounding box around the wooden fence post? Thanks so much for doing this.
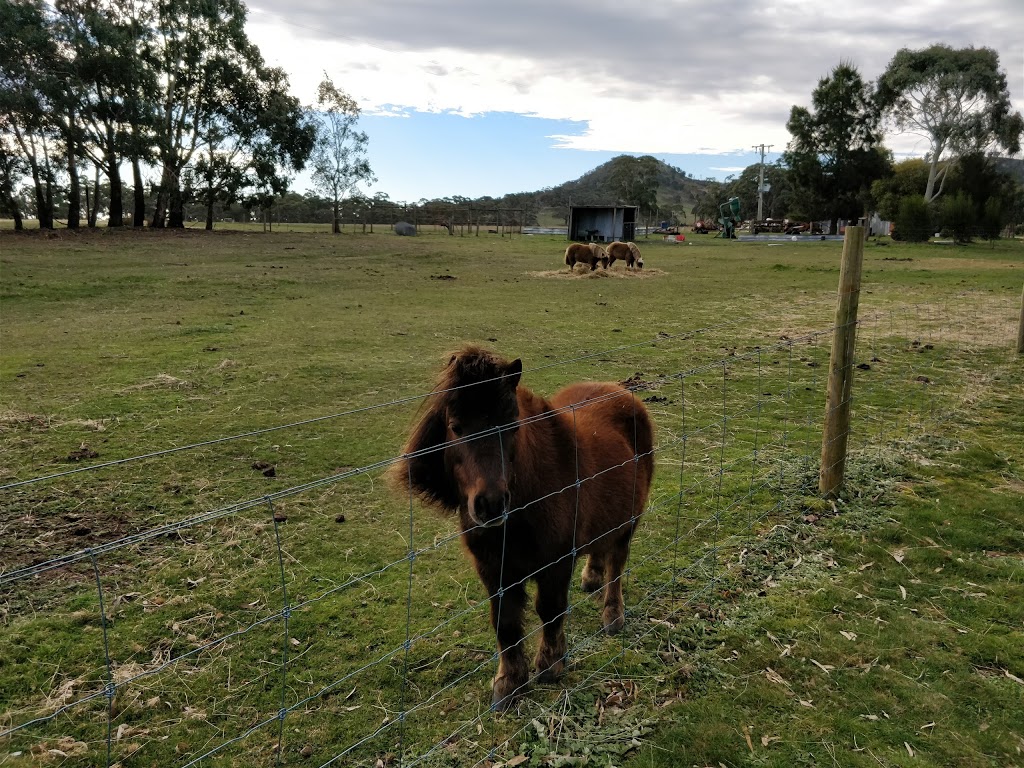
[1017,282,1024,354]
[820,225,865,498]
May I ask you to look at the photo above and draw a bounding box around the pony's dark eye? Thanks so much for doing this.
[448,421,463,437]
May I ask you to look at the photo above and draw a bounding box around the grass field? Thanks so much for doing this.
[1,228,1022,767]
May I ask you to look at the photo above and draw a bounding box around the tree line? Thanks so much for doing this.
[693,47,1024,241]
[2,14,1022,241]
[0,0,328,230]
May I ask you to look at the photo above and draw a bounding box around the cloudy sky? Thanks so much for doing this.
[245,0,1024,202]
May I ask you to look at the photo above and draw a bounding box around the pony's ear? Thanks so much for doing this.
[504,359,522,389]
[398,401,460,513]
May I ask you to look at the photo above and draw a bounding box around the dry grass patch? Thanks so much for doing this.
[528,268,667,279]
[120,373,192,392]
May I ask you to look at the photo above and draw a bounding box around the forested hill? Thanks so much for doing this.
[993,157,1024,185]
[479,155,710,226]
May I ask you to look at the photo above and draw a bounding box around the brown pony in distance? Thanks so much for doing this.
[606,241,643,269]
[397,346,654,709]
[564,242,608,271]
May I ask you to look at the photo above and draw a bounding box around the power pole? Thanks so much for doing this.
[752,143,773,221]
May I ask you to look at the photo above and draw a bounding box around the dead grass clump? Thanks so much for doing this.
[0,411,108,433]
[122,374,193,392]
[0,410,50,431]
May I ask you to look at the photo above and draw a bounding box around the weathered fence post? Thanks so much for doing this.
[820,225,865,498]
[1017,282,1024,354]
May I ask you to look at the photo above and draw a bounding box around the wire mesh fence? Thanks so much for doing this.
[1,291,1020,767]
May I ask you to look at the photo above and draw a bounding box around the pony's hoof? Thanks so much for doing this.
[535,656,564,683]
[602,610,624,636]
[491,675,523,712]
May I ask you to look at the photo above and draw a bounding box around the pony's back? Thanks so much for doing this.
[549,382,654,539]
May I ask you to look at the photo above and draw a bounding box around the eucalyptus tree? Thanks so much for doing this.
[609,154,660,227]
[784,62,891,233]
[54,0,157,226]
[0,115,28,228]
[877,44,1024,203]
[310,75,375,234]
[192,65,314,229]
[148,0,309,228]
[0,0,59,228]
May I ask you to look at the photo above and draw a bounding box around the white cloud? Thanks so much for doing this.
[246,0,1024,159]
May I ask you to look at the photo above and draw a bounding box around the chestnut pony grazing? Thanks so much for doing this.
[564,242,608,271]
[397,347,654,709]
[606,241,643,269]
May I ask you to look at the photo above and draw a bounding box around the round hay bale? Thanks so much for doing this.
[394,221,417,236]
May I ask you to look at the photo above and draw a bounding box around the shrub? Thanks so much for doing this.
[940,192,976,243]
[980,196,1004,240]
[892,195,931,242]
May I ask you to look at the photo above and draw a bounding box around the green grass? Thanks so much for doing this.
[0,228,1022,766]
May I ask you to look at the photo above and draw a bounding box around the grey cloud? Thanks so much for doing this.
[252,0,1023,110]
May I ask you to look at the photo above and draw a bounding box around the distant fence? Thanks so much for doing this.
[2,262,1020,766]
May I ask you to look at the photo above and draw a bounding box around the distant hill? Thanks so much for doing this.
[477,155,710,227]
[993,156,1024,185]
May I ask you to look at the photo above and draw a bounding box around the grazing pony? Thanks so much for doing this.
[564,242,609,271]
[397,347,654,709]
[606,241,644,269]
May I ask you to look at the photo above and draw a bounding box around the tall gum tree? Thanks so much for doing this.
[150,0,283,228]
[0,0,58,228]
[784,62,891,233]
[877,44,1024,203]
[310,75,374,234]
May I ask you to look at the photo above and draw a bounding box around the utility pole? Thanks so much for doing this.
[752,143,773,221]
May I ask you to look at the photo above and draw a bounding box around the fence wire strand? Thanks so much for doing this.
[2,297,1018,766]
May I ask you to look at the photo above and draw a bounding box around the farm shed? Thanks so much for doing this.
[568,205,638,242]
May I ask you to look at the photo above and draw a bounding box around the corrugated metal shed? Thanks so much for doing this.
[568,205,638,242]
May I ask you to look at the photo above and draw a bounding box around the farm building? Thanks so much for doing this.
[568,205,638,242]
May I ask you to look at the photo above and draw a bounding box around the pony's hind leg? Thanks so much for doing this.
[600,535,634,635]
[534,561,572,682]
[581,554,605,593]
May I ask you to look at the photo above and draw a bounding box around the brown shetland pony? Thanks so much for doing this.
[397,347,654,709]
[606,241,643,269]
[564,242,609,271]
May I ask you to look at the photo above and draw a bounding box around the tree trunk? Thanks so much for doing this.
[132,158,145,227]
[1,174,22,230]
[107,153,124,227]
[333,198,340,234]
[42,151,54,229]
[29,162,49,229]
[168,180,185,228]
[151,164,174,228]
[924,150,948,204]
[66,147,81,230]
[84,178,93,227]
[205,196,214,230]
[88,166,100,227]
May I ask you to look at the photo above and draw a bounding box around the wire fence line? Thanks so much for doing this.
[0,295,1019,767]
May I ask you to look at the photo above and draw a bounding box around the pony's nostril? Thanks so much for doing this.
[474,494,490,521]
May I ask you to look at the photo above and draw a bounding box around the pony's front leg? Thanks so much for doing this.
[534,561,572,682]
[487,582,528,711]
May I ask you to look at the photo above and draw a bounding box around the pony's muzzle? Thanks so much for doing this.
[468,489,512,528]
